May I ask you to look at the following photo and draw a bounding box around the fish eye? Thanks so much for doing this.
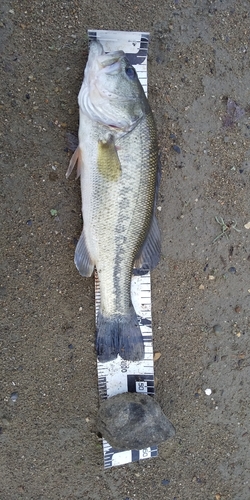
[125,66,136,79]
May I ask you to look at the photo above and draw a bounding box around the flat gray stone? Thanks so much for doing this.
[97,392,175,450]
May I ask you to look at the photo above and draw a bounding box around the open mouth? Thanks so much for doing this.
[97,50,125,77]
[89,41,125,72]
[98,50,124,68]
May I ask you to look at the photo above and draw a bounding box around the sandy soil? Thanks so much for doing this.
[1,0,250,499]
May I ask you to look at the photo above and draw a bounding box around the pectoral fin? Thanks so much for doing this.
[74,230,94,277]
[66,146,82,180]
[97,136,121,181]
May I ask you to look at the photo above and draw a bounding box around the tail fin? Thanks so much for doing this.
[96,307,144,363]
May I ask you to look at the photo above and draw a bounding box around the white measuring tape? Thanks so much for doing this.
[88,30,157,469]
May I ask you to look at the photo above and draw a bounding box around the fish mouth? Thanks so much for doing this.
[89,40,125,73]
[89,40,125,63]
[98,52,124,69]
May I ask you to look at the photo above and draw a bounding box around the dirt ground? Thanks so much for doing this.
[1,0,250,499]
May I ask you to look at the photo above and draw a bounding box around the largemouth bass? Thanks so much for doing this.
[67,40,161,362]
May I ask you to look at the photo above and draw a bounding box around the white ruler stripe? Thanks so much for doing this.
[89,29,157,469]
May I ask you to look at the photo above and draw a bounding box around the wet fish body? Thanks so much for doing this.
[67,41,160,362]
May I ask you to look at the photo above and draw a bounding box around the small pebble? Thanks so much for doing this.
[161,479,170,486]
[156,55,164,64]
[169,133,177,140]
[205,388,212,396]
[49,172,58,181]
[26,219,32,226]
[153,352,161,362]
[244,221,250,229]
[213,324,222,334]
[68,344,73,349]
[228,266,236,273]
[10,392,18,402]
[234,305,241,313]
[172,145,181,154]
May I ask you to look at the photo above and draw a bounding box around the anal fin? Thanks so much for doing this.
[134,155,161,275]
[133,215,161,274]
[74,230,94,277]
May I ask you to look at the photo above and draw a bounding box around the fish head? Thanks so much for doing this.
[78,40,147,131]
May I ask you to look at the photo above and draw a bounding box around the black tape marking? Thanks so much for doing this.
[127,374,154,394]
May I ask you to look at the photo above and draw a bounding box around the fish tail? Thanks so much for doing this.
[118,307,144,362]
[96,308,144,363]
[96,314,119,362]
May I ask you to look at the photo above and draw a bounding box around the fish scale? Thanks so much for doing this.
[69,33,161,359]
[68,33,161,358]
[82,109,158,321]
